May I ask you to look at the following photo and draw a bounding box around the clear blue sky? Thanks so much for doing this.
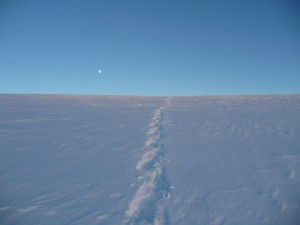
[1,0,299,96]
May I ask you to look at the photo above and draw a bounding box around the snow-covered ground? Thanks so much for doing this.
[0,94,299,225]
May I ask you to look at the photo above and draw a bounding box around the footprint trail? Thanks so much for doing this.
[125,97,172,225]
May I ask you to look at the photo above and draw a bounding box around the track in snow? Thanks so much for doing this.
[125,97,172,225]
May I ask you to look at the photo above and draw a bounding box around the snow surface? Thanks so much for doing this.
[0,94,300,225]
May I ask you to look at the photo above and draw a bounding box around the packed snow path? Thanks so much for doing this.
[0,94,300,225]
[126,97,172,225]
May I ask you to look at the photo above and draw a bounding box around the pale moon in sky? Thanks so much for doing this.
[98,69,102,74]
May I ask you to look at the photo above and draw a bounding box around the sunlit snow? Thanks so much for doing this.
[0,94,299,224]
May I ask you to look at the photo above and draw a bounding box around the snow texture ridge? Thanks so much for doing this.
[126,97,172,225]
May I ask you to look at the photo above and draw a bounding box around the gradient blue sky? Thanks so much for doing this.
[1,0,300,96]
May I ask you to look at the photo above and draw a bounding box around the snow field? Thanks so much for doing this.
[164,95,300,225]
[0,94,299,225]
